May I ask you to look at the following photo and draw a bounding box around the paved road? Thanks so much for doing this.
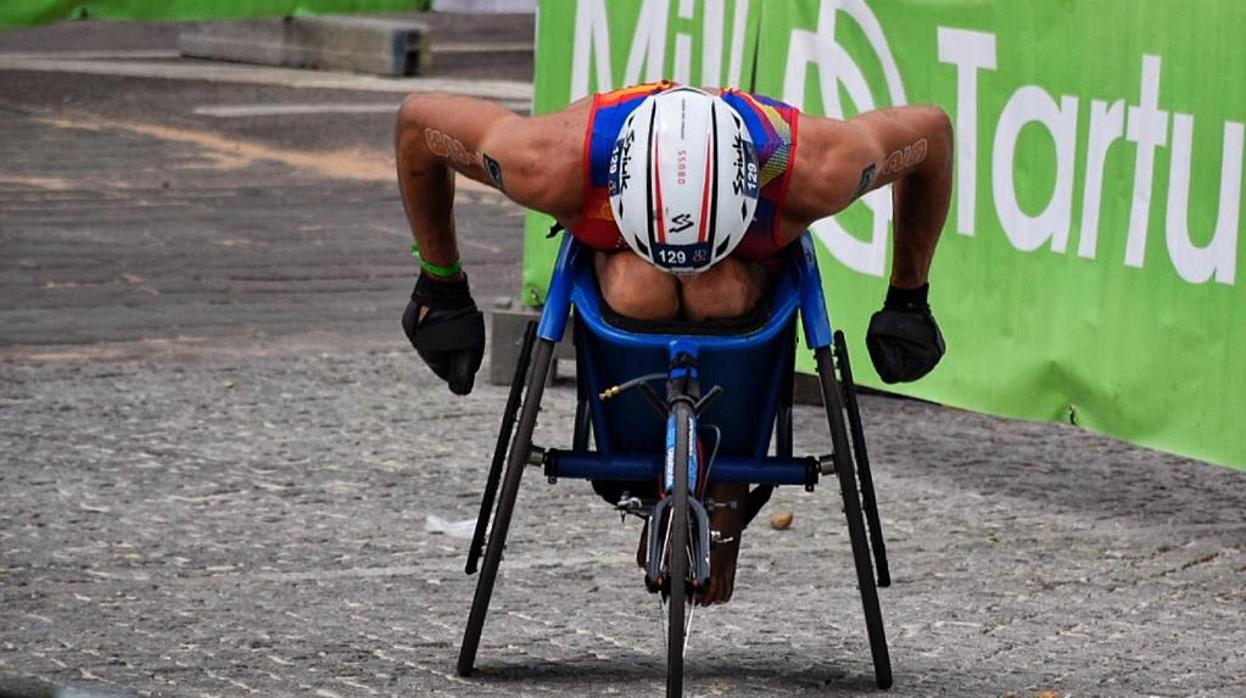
[0,48,526,354]
[3,19,1246,698]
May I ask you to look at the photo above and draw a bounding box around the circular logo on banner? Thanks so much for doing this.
[782,0,907,277]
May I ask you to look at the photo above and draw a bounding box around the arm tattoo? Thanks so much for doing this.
[853,163,876,199]
[482,153,505,191]
[878,137,928,177]
[853,137,928,200]
[423,127,478,167]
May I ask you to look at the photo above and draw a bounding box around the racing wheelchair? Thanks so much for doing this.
[456,232,893,695]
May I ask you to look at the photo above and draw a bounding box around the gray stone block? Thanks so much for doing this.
[488,306,536,386]
[434,0,536,11]
[430,40,533,74]
[178,15,430,76]
[488,307,574,387]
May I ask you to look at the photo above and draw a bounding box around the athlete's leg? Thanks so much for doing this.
[595,251,680,321]
[597,252,767,322]
[678,257,769,322]
[700,482,749,605]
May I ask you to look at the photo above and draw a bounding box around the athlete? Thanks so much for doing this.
[396,81,952,605]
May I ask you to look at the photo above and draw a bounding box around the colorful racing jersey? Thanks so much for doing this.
[576,81,800,261]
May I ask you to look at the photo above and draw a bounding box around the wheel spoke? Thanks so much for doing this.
[656,505,699,660]
[683,595,694,657]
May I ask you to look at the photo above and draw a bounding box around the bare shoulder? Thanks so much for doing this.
[480,99,592,223]
[783,106,951,231]
[783,114,860,227]
[396,92,591,221]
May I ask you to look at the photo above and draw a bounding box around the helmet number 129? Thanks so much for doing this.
[658,248,688,265]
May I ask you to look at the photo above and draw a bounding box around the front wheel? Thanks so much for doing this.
[665,402,692,697]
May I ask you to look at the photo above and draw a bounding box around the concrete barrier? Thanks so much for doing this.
[178,15,430,77]
[178,13,534,79]
[489,307,574,387]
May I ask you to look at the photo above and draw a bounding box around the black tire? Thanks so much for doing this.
[572,389,591,452]
[833,330,889,588]
[466,322,537,576]
[572,325,592,451]
[665,402,692,698]
[776,351,795,459]
[815,348,892,690]
[457,339,557,677]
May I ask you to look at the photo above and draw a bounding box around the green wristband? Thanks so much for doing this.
[410,242,462,278]
[421,259,463,278]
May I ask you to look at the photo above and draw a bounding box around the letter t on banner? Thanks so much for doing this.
[1124,55,1169,269]
[938,27,996,237]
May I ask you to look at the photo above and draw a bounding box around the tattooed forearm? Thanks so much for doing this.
[423,127,478,167]
[421,128,506,192]
[879,137,928,177]
[851,138,929,201]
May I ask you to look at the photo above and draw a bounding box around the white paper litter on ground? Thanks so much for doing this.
[424,515,476,539]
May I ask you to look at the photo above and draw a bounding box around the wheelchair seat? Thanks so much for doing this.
[567,241,802,463]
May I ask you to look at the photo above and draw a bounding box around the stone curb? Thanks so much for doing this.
[177,12,535,78]
[178,15,431,77]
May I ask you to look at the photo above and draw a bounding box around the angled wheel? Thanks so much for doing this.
[571,324,601,508]
[833,330,889,587]
[572,331,592,451]
[775,363,794,459]
[467,322,537,576]
[457,337,557,677]
[815,347,892,690]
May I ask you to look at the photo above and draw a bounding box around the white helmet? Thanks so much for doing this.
[608,87,759,274]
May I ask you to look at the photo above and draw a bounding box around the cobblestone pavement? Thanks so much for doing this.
[3,353,1246,698]
[3,19,1246,698]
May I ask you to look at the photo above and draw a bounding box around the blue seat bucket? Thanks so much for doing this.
[537,234,835,485]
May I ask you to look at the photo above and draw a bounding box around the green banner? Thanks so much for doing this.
[529,0,1246,469]
[0,0,429,29]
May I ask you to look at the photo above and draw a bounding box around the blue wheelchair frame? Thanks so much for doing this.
[457,232,894,691]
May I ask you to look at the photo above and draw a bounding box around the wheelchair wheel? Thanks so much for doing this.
[457,337,557,677]
[467,322,537,576]
[833,330,890,588]
[815,347,892,690]
[665,402,692,698]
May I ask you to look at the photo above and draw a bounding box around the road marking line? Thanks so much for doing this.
[194,103,398,117]
[37,112,392,181]
[0,174,76,190]
[22,112,497,197]
[38,114,511,195]
[0,49,181,60]
[194,100,531,117]
[0,55,533,102]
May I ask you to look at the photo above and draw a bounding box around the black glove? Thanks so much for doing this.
[401,272,485,395]
[865,283,945,384]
